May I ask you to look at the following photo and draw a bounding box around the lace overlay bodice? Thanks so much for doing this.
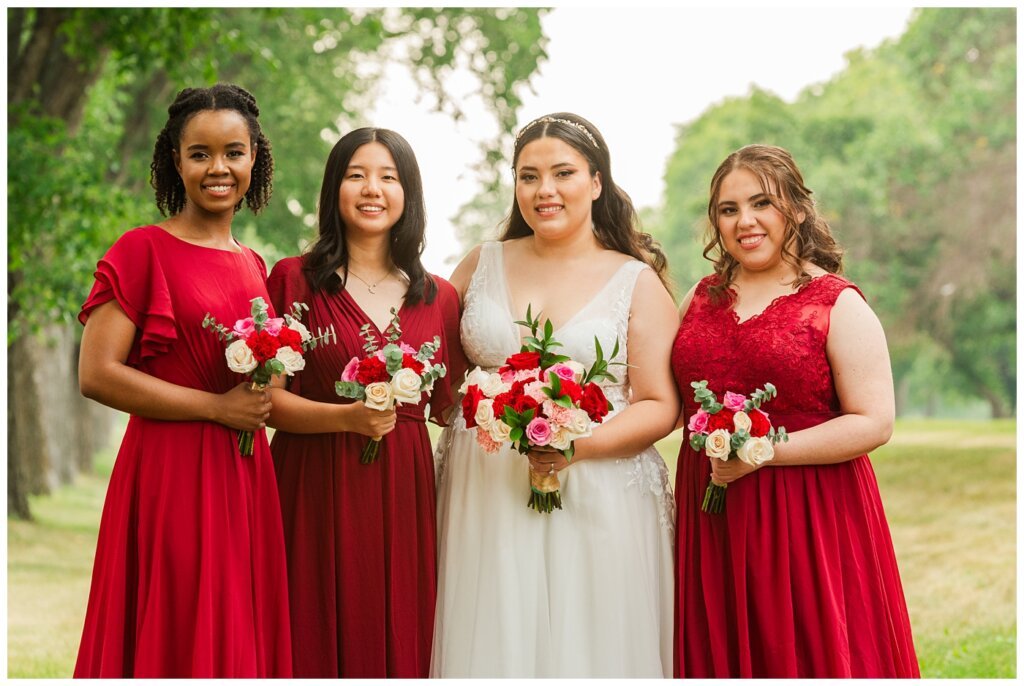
[672,273,864,429]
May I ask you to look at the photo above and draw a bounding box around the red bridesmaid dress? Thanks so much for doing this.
[74,225,292,677]
[672,273,919,678]
[266,255,465,677]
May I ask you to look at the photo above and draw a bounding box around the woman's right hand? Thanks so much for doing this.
[213,382,273,431]
[342,402,397,439]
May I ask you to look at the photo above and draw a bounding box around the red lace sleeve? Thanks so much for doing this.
[78,227,177,364]
[428,275,467,426]
[814,274,866,337]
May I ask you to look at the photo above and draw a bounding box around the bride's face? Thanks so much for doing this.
[515,137,602,241]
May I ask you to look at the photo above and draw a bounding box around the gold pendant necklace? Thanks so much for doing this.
[346,267,393,294]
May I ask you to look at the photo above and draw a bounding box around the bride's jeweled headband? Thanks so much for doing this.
[515,116,599,149]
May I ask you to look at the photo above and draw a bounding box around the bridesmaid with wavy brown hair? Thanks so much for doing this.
[672,144,918,678]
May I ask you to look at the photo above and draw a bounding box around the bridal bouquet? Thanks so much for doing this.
[335,308,447,464]
[203,296,336,455]
[460,305,619,514]
[688,380,788,513]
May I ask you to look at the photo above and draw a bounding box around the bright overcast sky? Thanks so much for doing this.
[365,6,916,276]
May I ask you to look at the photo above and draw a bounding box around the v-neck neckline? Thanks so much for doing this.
[496,241,634,341]
[727,274,831,325]
[340,288,405,337]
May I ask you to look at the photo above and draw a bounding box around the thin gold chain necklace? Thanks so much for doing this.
[346,266,394,294]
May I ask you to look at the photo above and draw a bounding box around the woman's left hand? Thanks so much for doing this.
[527,446,573,475]
[710,457,761,485]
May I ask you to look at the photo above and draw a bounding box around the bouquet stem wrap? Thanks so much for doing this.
[528,469,563,513]
[701,478,727,514]
[237,380,266,457]
[361,436,383,464]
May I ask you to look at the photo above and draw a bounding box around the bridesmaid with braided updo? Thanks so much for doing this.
[74,84,292,677]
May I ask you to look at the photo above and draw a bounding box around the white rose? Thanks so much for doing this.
[564,360,587,382]
[390,367,423,405]
[474,398,496,430]
[286,318,312,343]
[225,339,258,374]
[704,429,732,461]
[566,408,592,436]
[459,367,491,394]
[364,381,393,411]
[480,372,510,397]
[488,418,512,443]
[737,436,775,467]
[274,346,306,376]
[733,410,752,433]
[549,427,572,451]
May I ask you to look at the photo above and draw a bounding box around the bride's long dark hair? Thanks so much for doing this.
[500,112,670,290]
[303,127,437,305]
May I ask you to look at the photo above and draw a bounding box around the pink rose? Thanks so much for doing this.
[341,357,360,382]
[525,417,553,446]
[264,317,285,336]
[723,391,747,412]
[232,317,256,339]
[399,342,417,355]
[548,363,576,383]
[687,408,710,433]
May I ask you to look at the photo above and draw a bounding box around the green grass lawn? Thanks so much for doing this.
[8,418,1016,677]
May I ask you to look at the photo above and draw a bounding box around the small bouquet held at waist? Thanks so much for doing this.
[203,296,337,456]
[688,380,788,514]
[460,305,620,514]
[335,308,447,464]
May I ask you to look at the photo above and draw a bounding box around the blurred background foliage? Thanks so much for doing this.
[7,7,549,518]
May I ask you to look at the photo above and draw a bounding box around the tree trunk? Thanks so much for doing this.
[9,8,67,106]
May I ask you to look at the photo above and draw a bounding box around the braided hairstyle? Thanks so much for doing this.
[704,144,844,302]
[500,112,671,291]
[150,83,273,216]
[303,127,438,306]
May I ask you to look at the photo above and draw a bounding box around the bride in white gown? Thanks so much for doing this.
[431,113,680,677]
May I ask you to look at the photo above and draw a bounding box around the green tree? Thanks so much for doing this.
[649,8,1015,417]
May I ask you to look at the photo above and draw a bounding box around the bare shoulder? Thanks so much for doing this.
[633,267,678,320]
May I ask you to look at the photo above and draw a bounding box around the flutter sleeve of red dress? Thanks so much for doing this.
[429,275,467,427]
[78,227,177,365]
[267,255,314,396]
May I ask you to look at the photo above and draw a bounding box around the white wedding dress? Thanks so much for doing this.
[431,241,675,677]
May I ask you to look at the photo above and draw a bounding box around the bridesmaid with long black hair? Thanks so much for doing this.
[265,127,464,678]
[75,84,291,677]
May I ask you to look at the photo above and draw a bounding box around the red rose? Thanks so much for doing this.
[492,390,516,418]
[277,326,303,353]
[512,394,539,415]
[580,383,610,422]
[402,355,425,375]
[499,351,541,376]
[356,357,390,385]
[461,385,485,427]
[748,409,771,437]
[246,330,280,363]
[707,408,735,433]
[558,379,583,405]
